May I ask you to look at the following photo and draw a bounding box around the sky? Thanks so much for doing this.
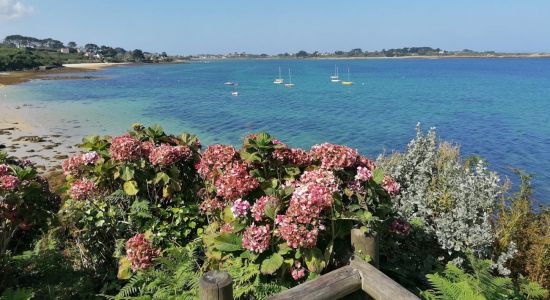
[1,0,549,55]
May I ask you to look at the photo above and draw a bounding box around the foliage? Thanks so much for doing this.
[109,240,202,299]
[60,124,205,276]
[493,170,550,288]
[422,254,548,300]
[200,132,399,297]
[0,151,60,265]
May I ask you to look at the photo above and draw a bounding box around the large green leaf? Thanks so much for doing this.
[123,180,139,196]
[120,166,135,181]
[373,168,384,184]
[117,256,132,280]
[303,248,326,273]
[261,253,284,275]
[213,233,242,252]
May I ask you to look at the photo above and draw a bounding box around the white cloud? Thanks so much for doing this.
[0,0,34,21]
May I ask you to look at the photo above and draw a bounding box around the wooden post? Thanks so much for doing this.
[199,270,233,300]
[351,229,379,268]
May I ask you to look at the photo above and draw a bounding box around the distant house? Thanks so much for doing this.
[60,48,71,54]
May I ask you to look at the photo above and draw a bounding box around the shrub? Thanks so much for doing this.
[59,124,205,275]
[200,133,399,296]
[0,151,60,265]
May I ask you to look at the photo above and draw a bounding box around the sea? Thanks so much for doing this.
[3,58,550,202]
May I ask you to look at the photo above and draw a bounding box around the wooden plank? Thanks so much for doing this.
[199,270,233,300]
[268,266,362,300]
[350,259,419,300]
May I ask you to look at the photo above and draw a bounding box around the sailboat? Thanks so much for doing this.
[284,68,295,88]
[273,67,284,84]
[341,67,353,85]
[331,65,341,82]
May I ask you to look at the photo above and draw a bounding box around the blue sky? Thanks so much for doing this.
[1,0,549,54]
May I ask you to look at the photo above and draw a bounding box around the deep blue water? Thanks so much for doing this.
[6,59,550,202]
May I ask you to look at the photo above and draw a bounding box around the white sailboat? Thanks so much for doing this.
[284,68,295,88]
[273,67,284,84]
[331,66,341,82]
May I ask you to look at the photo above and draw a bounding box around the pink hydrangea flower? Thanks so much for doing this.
[62,152,100,175]
[199,198,225,215]
[68,178,97,200]
[231,198,251,218]
[140,141,155,157]
[291,261,306,280]
[149,144,192,166]
[390,219,412,236]
[382,175,400,196]
[196,145,238,179]
[0,175,20,190]
[299,169,338,194]
[126,233,161,271]
[241,224,271,253]
[356,155,376,171]
[220,223,234,233]
[109,135,143,162]
[0,164,9,176]
[347,180,366,194]
[355,166,372,182]
[214,161,259,200]
[310,143,358,170]
[276,215,320,249]
[273,147,312,167]
[251,195,279,221]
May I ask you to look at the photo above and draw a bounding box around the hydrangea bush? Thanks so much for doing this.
[59,124,205,274]
[200,133,399,285]
[0,151,60,264]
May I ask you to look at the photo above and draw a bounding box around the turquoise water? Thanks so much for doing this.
[5,59,550,202]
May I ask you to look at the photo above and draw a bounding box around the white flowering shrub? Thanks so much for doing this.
[378,125,502,255]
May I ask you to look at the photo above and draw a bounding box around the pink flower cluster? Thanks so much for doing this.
[310,143,358,170]
[231,199,251,218]
[220,223,234,233]
[356,156,376,171]
[199,198,225,215]
[355,166,372,182]
[148,144,192,166]
[276,169,336,249]
[290,261,306,280]
[69,178,97,200]
[273,147,312,167]
[390,219,412,236]
[126,233,161,271]
[62,152,100,175]
[109,135,144,162]
[0,164,9,176]
[214,161,259,200]
[196,145,238,179]
[241,224,271,253]
[0,175,20,190]
[251,195,279,221]
[382,175,400,196]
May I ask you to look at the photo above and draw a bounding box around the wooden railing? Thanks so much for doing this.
[199,229,419,300]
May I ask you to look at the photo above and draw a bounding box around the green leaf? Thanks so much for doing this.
[120,166,135,181]
[303,248,326,273]
[154,172,170,185]
[117,256,132,280]
[261,253,284,275]
[373,168,384,184]
[213,233,242,252]
[123,180,139,196]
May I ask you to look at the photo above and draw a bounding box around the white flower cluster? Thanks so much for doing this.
[378,124,502,255]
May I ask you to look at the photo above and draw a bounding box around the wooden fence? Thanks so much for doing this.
[199,229,419,300]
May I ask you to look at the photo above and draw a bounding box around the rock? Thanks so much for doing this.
[13,136,46,143]
[53,154,68,160]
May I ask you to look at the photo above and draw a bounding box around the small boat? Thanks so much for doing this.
[224,81,235,86]
[231,91,239,96]
[284,68,295,88]
[274,67,284,84]
[330,65,340,82]
[341,67,353,85]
